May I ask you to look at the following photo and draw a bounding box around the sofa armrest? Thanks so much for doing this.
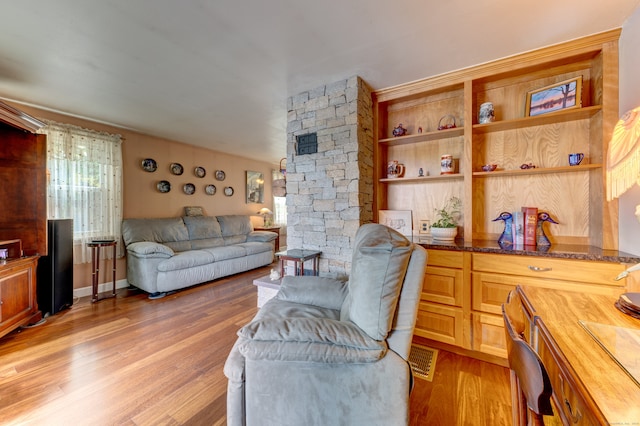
[247,231,277,242]
[275,276,348,310]
[237,317,386,363]
[126,241,174,258]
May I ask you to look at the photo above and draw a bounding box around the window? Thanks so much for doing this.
[38,121,123,264]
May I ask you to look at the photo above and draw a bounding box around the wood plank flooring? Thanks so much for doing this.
[0,264,511,425]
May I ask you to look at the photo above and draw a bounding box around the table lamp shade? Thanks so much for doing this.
[606,106,640,201]
[257,208,272,225]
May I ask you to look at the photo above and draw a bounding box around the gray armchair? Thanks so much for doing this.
[224,223,428,426]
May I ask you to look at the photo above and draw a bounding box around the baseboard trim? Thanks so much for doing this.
[73,279,131,299]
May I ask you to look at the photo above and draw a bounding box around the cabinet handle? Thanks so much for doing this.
[528,265,552,272]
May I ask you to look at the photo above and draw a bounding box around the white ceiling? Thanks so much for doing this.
[1,0,639,164]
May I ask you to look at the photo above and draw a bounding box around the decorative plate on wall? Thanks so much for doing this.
[215,170,226,181]
[194,166,206,178]
[157,180,171,193]
[205,184,216,195]
[224,186,234,196]
[142,158,157,172]
[183,183,196,195]
[170,163,183,175]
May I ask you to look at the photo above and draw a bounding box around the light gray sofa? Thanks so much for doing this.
[122,215,277,298]
[224,223,428,426]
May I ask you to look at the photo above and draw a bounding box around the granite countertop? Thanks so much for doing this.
[415,237,640,264]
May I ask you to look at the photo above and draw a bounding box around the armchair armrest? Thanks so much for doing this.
[247,231,277,242]
[126,241,174,259]
[237,317,386,363]
[275,276,348,310]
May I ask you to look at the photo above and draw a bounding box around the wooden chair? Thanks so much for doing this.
[502,290,554,426]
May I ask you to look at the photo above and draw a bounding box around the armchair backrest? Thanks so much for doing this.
[387,243,427,360]
[340,223,427,359]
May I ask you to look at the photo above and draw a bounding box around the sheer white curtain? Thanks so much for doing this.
[38,120,123,264]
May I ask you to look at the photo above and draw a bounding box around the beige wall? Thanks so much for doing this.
[11,102,279,289]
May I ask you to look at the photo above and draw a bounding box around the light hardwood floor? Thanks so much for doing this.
[0,264,511,425]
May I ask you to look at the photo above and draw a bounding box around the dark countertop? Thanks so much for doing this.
[415,237,640,264]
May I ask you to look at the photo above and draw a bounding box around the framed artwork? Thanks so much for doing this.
[378,210,412,238]
[246,171,264,203]
[525,76,582,117]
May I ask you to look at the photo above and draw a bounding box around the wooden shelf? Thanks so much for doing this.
[378,127,464,146]
[472,164,602,177]
[472,105,602,134]
[380,174,464,183]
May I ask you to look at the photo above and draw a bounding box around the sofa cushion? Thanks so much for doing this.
[203,245,247,262]
[340,223,412,341]
[217,215,251,245]
[182,216,225,249]
[157,250,215,272]
[122,217,191,252]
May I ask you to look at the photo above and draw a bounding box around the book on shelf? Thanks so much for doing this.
[522,207,538,246]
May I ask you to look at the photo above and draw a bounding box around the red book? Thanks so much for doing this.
[521,207,538,246]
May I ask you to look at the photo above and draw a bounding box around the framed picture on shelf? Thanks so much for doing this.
[525,76,582,117]
[378,210,412,238]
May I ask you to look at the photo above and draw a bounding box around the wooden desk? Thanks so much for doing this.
[517,285,640,425]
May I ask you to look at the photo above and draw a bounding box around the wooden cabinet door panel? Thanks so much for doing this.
[471,311,507,358]
[414,302,464,347]
[423,265,463,306]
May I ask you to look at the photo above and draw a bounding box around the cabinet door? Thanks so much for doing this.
[0,268,33,326]
[471,311,506,358]
[415,301,464,347]
[423,265,463,306]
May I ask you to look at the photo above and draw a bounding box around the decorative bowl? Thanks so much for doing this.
[482,164,497,172]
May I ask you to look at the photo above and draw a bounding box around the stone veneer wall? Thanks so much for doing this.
[285,76,373,278]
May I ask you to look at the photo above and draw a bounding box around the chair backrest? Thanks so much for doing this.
[339,223,427,360]
[386,243,427,360]
[502,291,554,424]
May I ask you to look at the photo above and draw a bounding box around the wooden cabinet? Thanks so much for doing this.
[373,30,620,250]
[470,252,626,358]
[414,249,467,347]
[0,256,40,339]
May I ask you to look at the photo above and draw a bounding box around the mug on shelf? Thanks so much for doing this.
[387,160,405,178]
[568,152,584,166]
[440,154,454,174]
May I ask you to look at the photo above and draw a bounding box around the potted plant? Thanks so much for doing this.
[430,196,461,241]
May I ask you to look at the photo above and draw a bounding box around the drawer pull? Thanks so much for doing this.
[560,375,583,423]
[563,399,582,423]
[528,265,552,272]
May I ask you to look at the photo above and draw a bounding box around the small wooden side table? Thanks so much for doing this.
[87,240,117,303]
[276,249,321,277]
[254,226,281,251]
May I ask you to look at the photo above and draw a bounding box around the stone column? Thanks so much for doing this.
[285,76,373,278]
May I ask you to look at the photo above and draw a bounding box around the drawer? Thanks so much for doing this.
[426,249,463,269]
[414,301,464,347]
[423,265,463,306]
[472,271,624,316]
[472,253,624,287]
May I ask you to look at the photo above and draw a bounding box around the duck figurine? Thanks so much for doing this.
[492,212,513,246]
[536,211,558,246]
